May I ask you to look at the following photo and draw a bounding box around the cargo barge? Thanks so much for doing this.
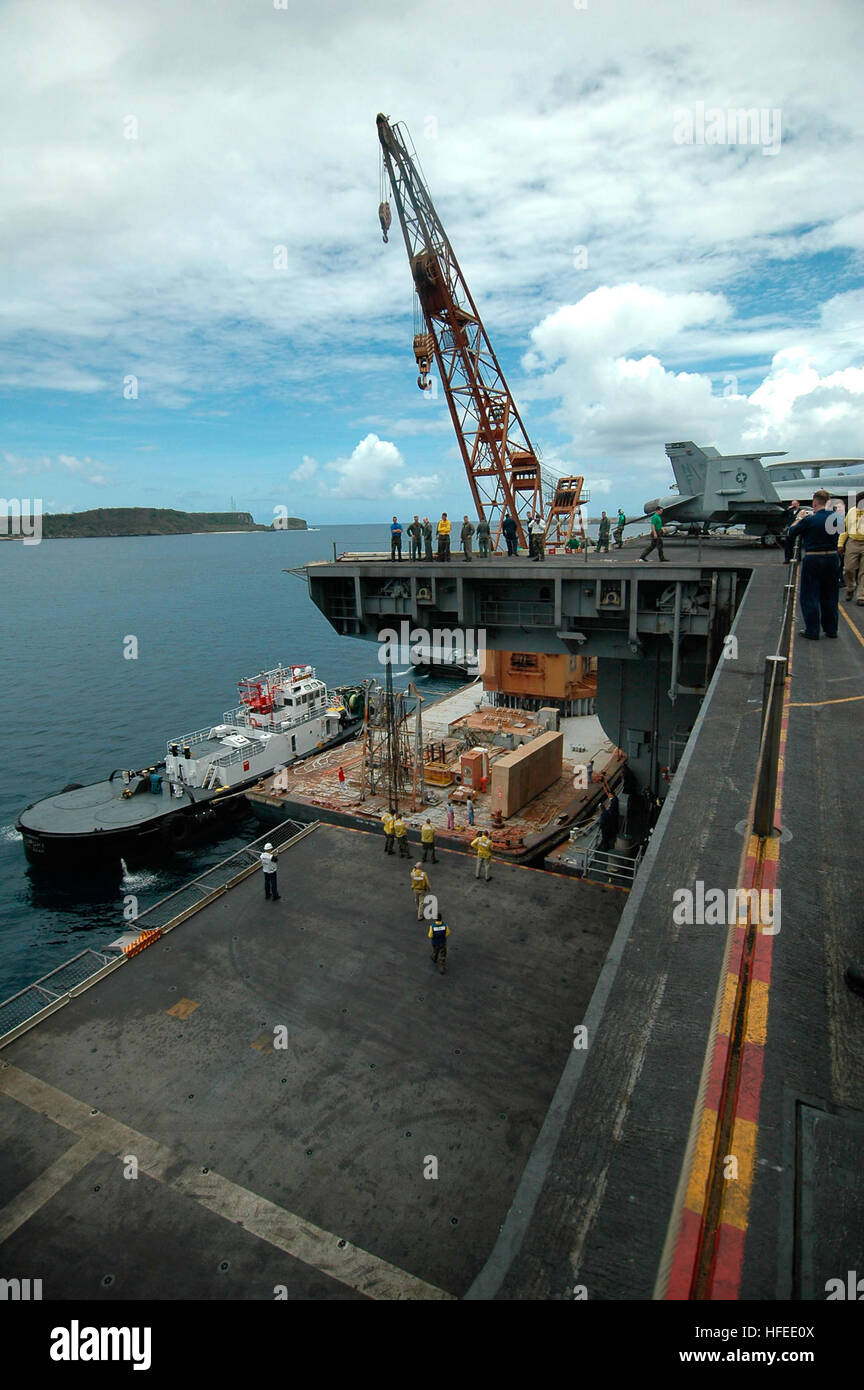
[245,679,630,866]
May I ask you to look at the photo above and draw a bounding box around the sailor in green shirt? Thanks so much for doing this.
[613,508,626,549]
[407,514,422,561]
[460,515,475,562]
[638,509,669,563]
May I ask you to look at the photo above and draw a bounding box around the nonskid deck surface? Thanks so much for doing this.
[0,824,624,1299]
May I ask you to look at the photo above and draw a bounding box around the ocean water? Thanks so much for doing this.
[0,525,452,999]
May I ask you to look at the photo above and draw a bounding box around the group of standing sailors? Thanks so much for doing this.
[389,509,629,561]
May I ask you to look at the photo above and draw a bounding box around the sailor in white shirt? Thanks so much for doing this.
[260,842,280,900]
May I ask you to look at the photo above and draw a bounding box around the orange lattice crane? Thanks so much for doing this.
[377,112,556,551]
[545,476,588,552]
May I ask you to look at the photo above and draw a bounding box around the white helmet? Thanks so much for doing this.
[264,842,273,851]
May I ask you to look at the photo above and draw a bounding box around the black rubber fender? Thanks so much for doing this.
[161,813,191,847]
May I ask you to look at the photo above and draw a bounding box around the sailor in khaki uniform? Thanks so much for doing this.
[410,863,431,920]
[420,818,438,863]
[393,813,410,858]
[839,492,864,603]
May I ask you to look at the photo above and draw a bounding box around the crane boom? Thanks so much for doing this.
[377,112,545,549]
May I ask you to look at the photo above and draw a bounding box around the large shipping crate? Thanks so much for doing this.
[489,730,564,818]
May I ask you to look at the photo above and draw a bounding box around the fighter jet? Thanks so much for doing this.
[643,442,864,545]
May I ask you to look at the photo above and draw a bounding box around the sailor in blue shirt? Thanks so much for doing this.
[428,914,450,975]
[390,516,403,561]
[785,490,842,639]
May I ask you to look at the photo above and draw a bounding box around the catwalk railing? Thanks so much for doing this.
[753,548,800,837]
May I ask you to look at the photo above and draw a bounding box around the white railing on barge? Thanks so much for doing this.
[564,822,645,888]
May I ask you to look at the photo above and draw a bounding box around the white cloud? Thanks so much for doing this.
[525,286,730,371]
[3,451,111,486]
[321,433,405,500]
[58,454,113,486]
[518,282,864,484]
[1,0,861,407]
[0,0,862,518]
[392,474,442,499]
[295,435,445,507]
[290,456,318,483]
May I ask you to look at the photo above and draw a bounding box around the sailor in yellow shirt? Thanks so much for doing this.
[410,863,431,920]
[393,813,410,857]
[839,495,864,604]
[471,831,493,880]
[381,809,395,855]
[436,512,451,562]
[420,817,438,863]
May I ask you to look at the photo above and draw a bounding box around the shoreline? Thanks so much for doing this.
[0,527,308,542]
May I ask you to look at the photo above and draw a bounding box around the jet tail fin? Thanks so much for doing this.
[666,441,783,511]
[665,442,712,498]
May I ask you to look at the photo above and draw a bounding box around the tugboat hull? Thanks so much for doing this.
[18,776,249,868]
[17,662,368,868]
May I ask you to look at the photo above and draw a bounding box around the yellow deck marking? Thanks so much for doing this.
[840,606,864,649]
[717,974,737,1039]
[166,998,199,1019]
[0,1064,451,1300]
[718,1117,757,1230]
[250,1032,274,1053]
[745,979,769,1047]
[684,1106,718,1215]
[789,694,864,707]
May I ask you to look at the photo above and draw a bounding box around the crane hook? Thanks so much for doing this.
[378,201,392,244]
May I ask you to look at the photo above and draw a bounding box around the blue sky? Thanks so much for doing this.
[1,0,862,524]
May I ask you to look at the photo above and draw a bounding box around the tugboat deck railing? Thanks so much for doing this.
[169,698,334,753]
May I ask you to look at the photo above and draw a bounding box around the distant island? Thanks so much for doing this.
[7,508,308,539]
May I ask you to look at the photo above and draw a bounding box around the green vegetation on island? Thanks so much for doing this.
[31,508,307,539]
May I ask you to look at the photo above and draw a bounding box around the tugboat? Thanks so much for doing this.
[17,663,369,867]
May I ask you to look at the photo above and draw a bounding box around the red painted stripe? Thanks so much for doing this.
[704,1033,732,1112]
[710,1223,746,1300]
[728,924,747,969]
[666,1207,704,1300]
[752,930,774,980]
[734,1042,765,1126]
